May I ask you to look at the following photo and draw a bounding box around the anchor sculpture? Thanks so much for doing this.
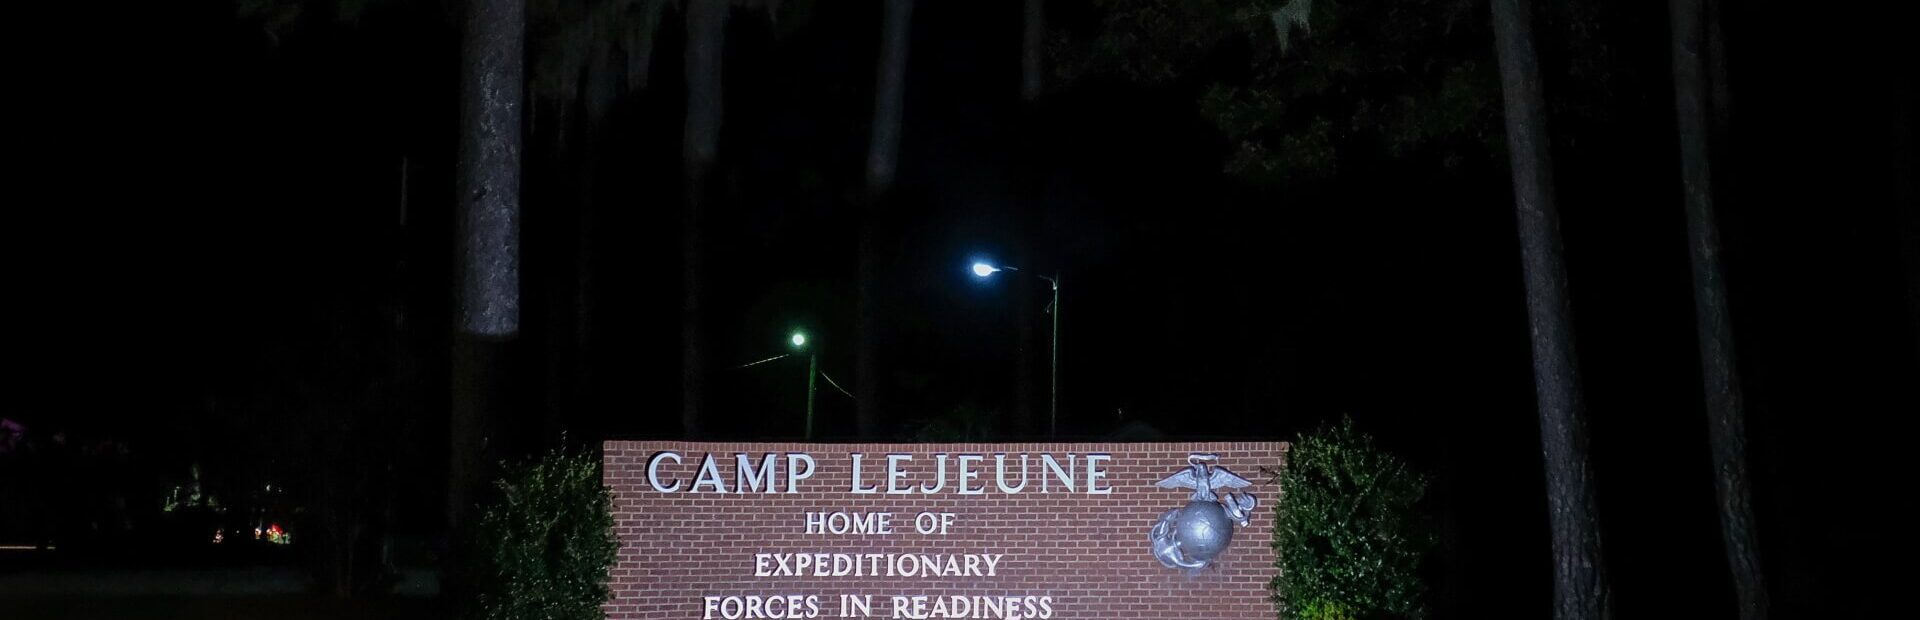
[1149,454,1257,571]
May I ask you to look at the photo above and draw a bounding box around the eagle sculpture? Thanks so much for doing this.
[1149,454,1258,571]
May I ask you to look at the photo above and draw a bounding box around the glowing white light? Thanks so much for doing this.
[791,333,807,348]
[972,263,999,277]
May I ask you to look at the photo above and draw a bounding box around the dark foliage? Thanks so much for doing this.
[472,448,619,620]
[1270,418,1433,620]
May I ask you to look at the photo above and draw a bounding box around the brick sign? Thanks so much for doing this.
[602,441,1288,620]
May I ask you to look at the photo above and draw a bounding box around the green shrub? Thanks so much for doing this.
[474,447,619,620]
[1297,600,1358,620]
[1270,417,1433,620]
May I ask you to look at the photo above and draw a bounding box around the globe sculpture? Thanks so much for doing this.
[1149,454,1258,571]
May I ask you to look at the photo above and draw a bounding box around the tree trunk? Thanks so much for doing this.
[543,115,597,448]
[1010,240,1037,438]
[1704,0,1731,141]
[573,140,597,439]
[1021,0,1044,103]
[854,218,881,438]
[1893,77,1919,357]
[1671,1,1769,618]
[1489,1,1612,618]
[450,0,524,528]
[682,0,727,439]
[857,0,914,438]
[1011,0,1045,437]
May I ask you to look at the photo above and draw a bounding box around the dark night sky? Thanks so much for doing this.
[10,0,1918,617]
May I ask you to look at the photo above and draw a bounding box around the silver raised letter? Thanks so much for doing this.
[995,454,1029,493]
[647,451,682,493]
[785,453,815,493]
[886,454,914,494]
[736,453,777,493]
[849,453,879,494]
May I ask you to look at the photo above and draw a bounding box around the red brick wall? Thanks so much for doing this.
[603,441,1288,620]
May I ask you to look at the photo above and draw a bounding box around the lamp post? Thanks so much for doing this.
[971,262,1060,438]
[791,332,818,440]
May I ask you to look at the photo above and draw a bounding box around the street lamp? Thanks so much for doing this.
[971,261,1061,438]
[791,331,818,440]
[733,332,827,439]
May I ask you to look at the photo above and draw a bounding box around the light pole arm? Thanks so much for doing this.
[994,265,1057,289]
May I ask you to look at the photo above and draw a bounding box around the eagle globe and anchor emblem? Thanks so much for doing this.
[1149,454,1258,571]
